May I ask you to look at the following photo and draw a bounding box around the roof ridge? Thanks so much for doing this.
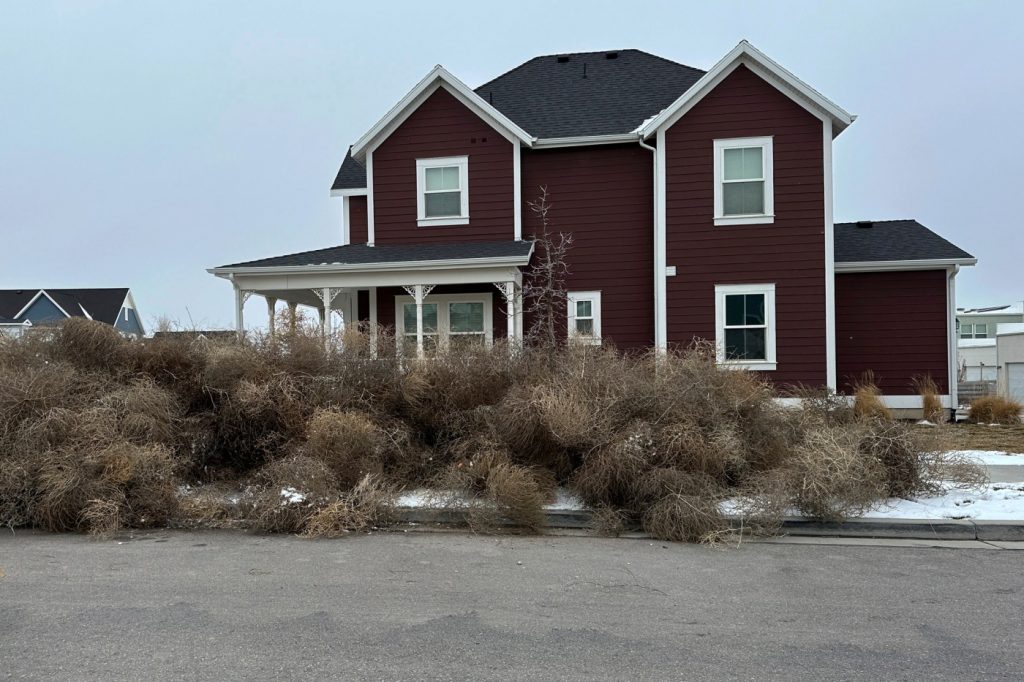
[475,48,703,93]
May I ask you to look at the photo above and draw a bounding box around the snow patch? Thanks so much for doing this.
[280,487,306,505]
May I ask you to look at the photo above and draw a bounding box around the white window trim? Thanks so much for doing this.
[715,283,777,371]
[394,292,493,350]
[416,156,469,227]
[713,136,774,226]
[567,291,602,345]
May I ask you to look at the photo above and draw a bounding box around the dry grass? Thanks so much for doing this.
[301,475,397,538]
[969,395,1023,425]
[943,422,1024,454]
[914,376,945,423]
[304,410,384,489]
[853,377,892,422]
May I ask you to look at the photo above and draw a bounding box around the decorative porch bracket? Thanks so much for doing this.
[401,284,436,358]
[312,287,344,349]
[234,288,253,341]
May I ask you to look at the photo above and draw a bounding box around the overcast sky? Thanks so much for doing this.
[2,0,1021,330]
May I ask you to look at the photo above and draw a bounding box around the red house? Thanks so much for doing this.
[210,42,975,413]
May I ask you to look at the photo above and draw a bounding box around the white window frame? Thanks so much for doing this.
[567,291,602,345]
[714,283,777,371]
[713,136,774,226]
[394,292,493,351]
[415,156,469,227]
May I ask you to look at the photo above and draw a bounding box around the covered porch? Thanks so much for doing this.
[208,241,533,356]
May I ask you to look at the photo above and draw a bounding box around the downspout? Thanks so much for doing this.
[948,265,960,420]
[637,134,665,353]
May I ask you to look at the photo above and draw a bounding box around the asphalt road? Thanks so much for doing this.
[1,530,1022,681]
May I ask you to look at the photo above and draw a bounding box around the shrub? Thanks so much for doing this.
[642,494,727,543]
[785,426,887,521]
[53,318,129,374]
[485,462,547,532]
[305,410,384,489]
[853,377,892,422]
[302,475,397,538]
[914,376,945,423]
[969,395,1023,425]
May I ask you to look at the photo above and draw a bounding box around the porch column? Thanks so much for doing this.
[287,302,297,334]
[233,286,251,342]
[368,287,378,358]
[322,287,333,350]
[514,284,524,345]
[266,296,278,340]
[402,284,435,359]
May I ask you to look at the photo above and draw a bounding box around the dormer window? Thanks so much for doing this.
[416,156,469,226]
[713,137,774,226]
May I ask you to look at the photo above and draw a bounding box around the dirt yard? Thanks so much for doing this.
[945,423,1024,454]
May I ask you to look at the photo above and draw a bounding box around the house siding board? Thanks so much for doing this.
[372,88,513,245]
[349,196,368,245]
[836,270,950,395]
[521,145,655,350]
[664,64,826,387]
[16,296,67,324]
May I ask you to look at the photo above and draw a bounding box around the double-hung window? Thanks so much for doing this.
[416,156,469,226]
[714,284,776,370]
[395,293,492,353]
[713,137,774,226]
[960,323,988,339]
[567,291,602,344]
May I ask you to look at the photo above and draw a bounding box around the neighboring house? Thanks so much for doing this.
[996,323,1024,402]
[0,288,145,337]
[210,41,975,413]
[956,302,1024,381]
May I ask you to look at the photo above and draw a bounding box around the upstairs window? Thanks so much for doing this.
[713,137,774,226]
[416,156,469,226]
[567,291,602,344]
[961,323,988,339]
[715,283,776,370]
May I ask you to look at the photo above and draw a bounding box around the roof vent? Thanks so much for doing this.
[856,220,874,229]
[556,55,570,63]
[605,51,619,59]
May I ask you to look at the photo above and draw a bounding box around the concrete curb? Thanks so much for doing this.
[396,507,1024,542]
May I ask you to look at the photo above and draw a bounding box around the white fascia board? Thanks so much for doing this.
[638,40,856,139]
[207,250,535,279]
[532,134,639,148]
[350,65,534,159]
[835,258,978,273]
[13,289,72,320]
[329,188,368,198]
[216,264,525,292]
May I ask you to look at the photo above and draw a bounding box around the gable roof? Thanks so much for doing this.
[212,240,534,271]
[350,65,534,161]
[637,41,854,139]
[331,148,367,191]
[0,288,131,325]
[475,49,706,139]
[834,220,975,264]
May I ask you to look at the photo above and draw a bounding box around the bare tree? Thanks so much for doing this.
[522,187,573,348]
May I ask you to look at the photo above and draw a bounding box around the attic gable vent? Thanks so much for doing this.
[605,52,619,59]
[856,220,874,229]
[556,55,570,63]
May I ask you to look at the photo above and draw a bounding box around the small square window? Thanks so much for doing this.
[416,157,469,226]
[715,284,776,370]
[568,291,601,344]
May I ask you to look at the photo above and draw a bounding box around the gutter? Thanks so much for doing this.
[207,249,535,278]
[835,258,977,273]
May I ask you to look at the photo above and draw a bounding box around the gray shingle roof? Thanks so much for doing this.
[475,49,705,139]
[834,220,974,263]
[331,148,367,191]
[0,288,130,324]
[218,240,534,269]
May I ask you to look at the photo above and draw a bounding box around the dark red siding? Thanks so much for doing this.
[836,270,949,395]
[348,196,368,245]
[664,64,826,387]
[372,88,514,245]
[521,145,654,351]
